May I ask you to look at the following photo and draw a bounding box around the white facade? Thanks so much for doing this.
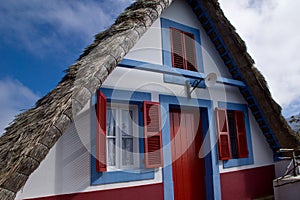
[16,0,274,199]
[16,102,163,200]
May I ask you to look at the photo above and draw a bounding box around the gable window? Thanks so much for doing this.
[95,90,163,173]
[216,108,248,160]
[170,28,197,71]
[161,18,203,86]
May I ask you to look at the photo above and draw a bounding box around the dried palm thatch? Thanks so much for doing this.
[0,0,299,199]
[200,0,300,148]
[0,1,172,199]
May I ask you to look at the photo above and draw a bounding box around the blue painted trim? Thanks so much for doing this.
[119,58,206,79]
[242,87,281,151]
[91,158,155,185]
[218,102,254,168]
[201,107,222,200]
[100,87,151,103]
[160,17,205,87]
[91,88,153,185]
[159,94,221,200]
[217,77,245,87]
[119,58,245,87]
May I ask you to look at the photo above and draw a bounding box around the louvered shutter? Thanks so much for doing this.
[170,28,185,69]
[96,90,107,172]
[143,101,163,168]
[234,111,248,158]
[216,108,231,160]
[184,33,197,71]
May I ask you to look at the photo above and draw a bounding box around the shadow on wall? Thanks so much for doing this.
[55,109,91,194]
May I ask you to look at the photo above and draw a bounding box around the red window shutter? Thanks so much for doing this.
[234,111,248,158]
[96,90,107,172]
[170,28,185,69]
[216,108,231,160]
[143,101,163,168]
[183,33,197,71]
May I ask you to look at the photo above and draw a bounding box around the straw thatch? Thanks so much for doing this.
[0,0,299,199]
[0,1,171,199]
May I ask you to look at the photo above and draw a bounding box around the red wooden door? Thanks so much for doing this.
[170,108,206,200]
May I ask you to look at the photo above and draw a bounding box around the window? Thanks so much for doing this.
[95,90,163,173]
[170,28,197,71]
[143,101,163,168]
[161,18,204,86]
[106,104,139,171]
[216,108,248,160]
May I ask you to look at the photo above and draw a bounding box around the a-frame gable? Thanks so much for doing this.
[1,0,299,199]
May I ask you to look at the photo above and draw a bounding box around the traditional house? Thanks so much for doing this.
[1,0,299,200]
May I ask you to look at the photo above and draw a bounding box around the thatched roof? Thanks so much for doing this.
[0,0,299,199]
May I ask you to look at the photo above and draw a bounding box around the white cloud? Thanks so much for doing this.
[0,78,39,135]
[0,0,133,58]
[219,0,300,117]
[0,0,135,135]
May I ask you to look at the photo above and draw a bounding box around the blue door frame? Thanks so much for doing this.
[159,94,221,200]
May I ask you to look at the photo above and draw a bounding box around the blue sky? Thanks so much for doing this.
[0,0,299,134]
[0,0,134,134]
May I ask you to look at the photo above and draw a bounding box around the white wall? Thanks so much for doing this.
[104,67,274,174]
[125,19,162,65]
[125,0,274,173]
[125,0,232,79]
[16,102,162,200]
[17,0,274,198]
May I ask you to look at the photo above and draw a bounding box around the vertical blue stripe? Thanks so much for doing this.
[159,94,221,200]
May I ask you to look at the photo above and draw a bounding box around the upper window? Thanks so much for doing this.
[161,18,203,77]
[216,108,249,160]
[170,28,197,71]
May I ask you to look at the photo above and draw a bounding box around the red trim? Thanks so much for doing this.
[143,101,163,168]
[216,108,231,160]
[170,28,184,70]
[234,111,248,158]
[170,27,198,71]
[170,109,206,200]
[183,32,197,71]
[25,183,164,200]
[220,165,275,200]
[96,90,107,172]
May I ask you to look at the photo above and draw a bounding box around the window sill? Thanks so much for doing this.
[223,156,254,168]
[163,70,206,88]
[91,156,155,185]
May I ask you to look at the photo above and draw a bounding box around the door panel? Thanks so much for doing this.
[170,109,206,200]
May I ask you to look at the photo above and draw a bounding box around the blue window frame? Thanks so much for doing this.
[161,18,204,86]
[218,102,254,168]
[91,88,155,185]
